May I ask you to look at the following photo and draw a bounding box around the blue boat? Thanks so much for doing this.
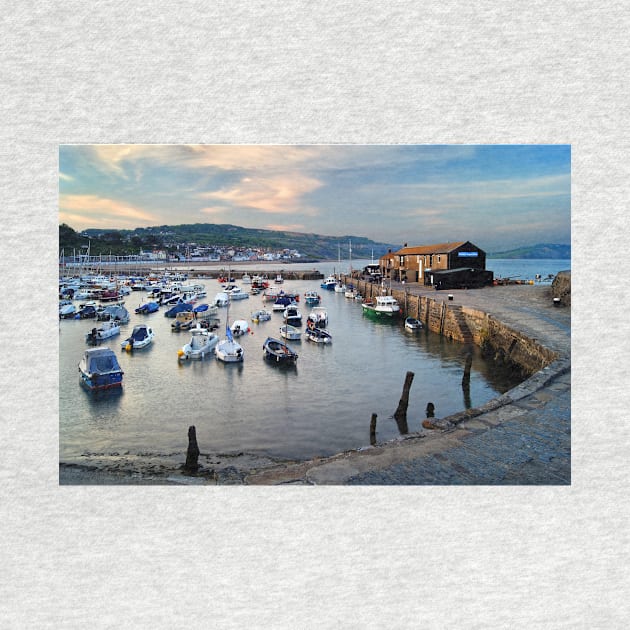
[193,303,209,313]
[78,347,124,391]
[135,301,159,314]
[164,303,193,318]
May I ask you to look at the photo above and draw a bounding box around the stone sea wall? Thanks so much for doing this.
[346,277,559,377]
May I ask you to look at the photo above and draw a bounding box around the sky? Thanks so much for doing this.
[59,144,571,252]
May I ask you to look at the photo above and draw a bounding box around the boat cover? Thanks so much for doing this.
[85,349,122,374]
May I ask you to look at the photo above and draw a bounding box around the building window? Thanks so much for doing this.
[437,255,441,263]
[399,256,404,265]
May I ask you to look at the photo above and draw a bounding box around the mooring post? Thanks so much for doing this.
[370,413,377,445]
[462,353,473,386]
[394,371,415,424]
[184,425,200,473]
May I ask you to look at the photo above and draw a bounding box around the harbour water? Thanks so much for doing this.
[59,259,570,467]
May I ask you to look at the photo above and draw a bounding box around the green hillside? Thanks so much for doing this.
[60,222,399,260]
[489,243,571,259]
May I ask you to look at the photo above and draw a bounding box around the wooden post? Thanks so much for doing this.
[462,353,473,386]
[370,413,377,445]
[394,371,415,424]
[184,425,200,473]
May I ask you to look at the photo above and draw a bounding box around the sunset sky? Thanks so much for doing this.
[59,144,570,251]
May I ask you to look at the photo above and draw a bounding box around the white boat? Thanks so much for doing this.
[279,324,302,340]
[59,302,76,319]
[334,282,346,293]
[178,325,219,360]
[241,274,252,284]
[121,324,155,351]
[306,306,328,328]
[251,309,272,323]
[230,319,250,337]
[283,305,302,326]
[305,327,333,344]
[361,294,401,317]
[78,347,124,391]
[404,317,423,331]
[86,321,120,344]
[222,285,249,300]
[274,274,284,284]
[345,285,357,299]
[214,292,229,307]
[215,295,244,363]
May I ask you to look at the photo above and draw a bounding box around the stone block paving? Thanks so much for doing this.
[347,371,570,485]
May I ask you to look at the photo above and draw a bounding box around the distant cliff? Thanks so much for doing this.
[489,243,571,259]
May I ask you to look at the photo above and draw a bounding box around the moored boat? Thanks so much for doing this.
[361,294,401,317]
[171,310,196,331]
[321,275,337,291]
[177,325,219,360]
[251,309,272,323]
[230,319,250,337]
[279,324,302,340]
[122,324,154,351]
[306,306,328,328]
[135,301,159,315]
[263,337,298,364]
[305,327,332,344]
[164,303,193,318]
[283,304,302,327]
[304,290,321,305]
[78,347,124,391]
[404,316,423,331]
[86,320,121,344]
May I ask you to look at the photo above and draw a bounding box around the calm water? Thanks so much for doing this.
[59,259,569,464]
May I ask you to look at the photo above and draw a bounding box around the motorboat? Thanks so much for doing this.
[304,291,321,305]
[334,281,346,293]
[251,309,272,323]
[121,324,154,351]
[86,321,121,344]
[404,317,423,331]
[78,347,124,391]
[99,304,130,323]
[177,325,219,360]
[305,327,332,344]
[76,304,97,319]
[320,275,337,291]
[274,274,284,284]
[306,306,328,328]
[230,319,250,337]
[344,285,358,299]
[164,303,193,318]
[272,295,294,311]
[135,301,159,315]
[279,324,302,340]
[171,310,196,331]
[263,337,298,364]
[59,302,76,319]
[283,305,302,327]
[222,285,249,300]
[361,294,401,317]
[214,292,229,307]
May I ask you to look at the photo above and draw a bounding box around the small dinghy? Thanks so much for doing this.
[404,317,423,331]
[305,326,332,344]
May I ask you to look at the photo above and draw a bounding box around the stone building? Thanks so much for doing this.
[380,241,490,286]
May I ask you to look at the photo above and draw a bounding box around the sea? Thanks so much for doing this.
[59,258,570,467]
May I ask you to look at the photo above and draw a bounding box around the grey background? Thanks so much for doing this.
[2,1,627,627]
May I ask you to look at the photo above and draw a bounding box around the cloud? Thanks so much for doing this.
[59,194,158,229]
[199,174,323,215]
[264,223,306,232]
[59,172,74,182]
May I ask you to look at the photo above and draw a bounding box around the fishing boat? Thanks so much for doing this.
[263,337,298,364]
[215,295,244,363]
[121,324,155,351]
[177,325,219,360]
[78,347,124,391]
[404,317,423,331]
[306,306,328,328]
[305,327,332,344]
[320,275,337,291]
[344,284,358,299]
[86,321,120,344]
[304,290,321,305]
[361,294,401,318]
[171,310,196,331]
[279,324,302,340]
[283,304,302,327]
[135,301,159,315]
[251,309,272,323]
[230,319,250,337]
[334,281,346,293]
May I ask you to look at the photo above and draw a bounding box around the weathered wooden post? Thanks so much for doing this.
[370,413,377,445]
[184,425,200,473]
[394,371,415,425]
[462,353,472,409]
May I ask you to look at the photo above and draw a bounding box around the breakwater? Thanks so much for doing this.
[343,275,559,378]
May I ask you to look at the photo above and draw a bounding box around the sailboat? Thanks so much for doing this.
[214,292,244,363]
[334,242,346,292]
[345,240,358,298]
